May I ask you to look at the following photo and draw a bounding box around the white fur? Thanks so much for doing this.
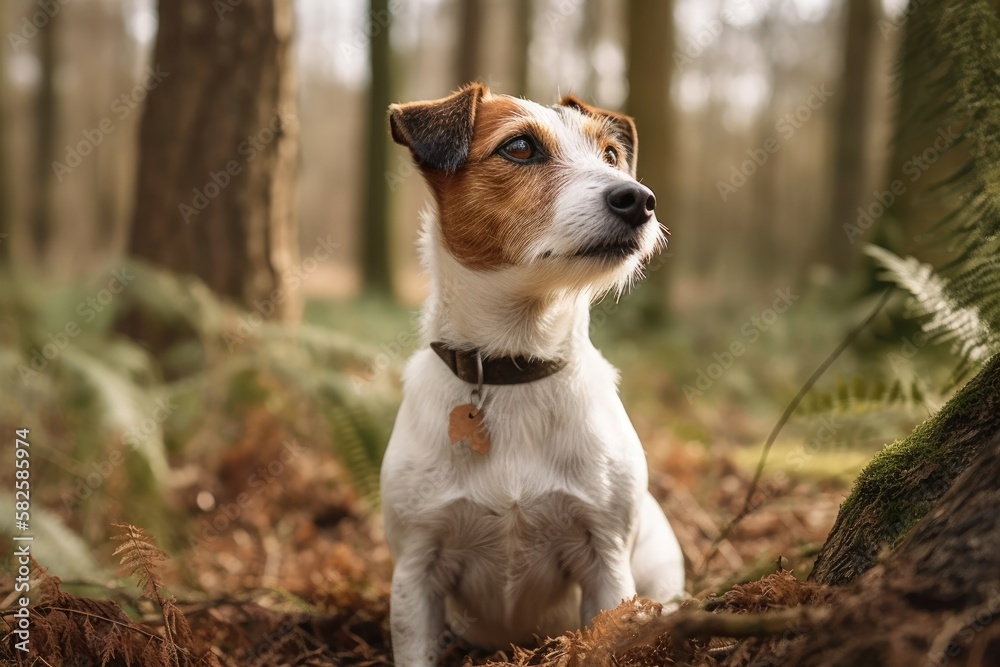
[381,101,685,666]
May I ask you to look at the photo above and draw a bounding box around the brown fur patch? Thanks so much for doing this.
[428,94,560,270]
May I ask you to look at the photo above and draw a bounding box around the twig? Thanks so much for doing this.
[697,288,894,578]
[672,608,824,664]
[672,608,813,640]
[45,607,164,641]
[740,288,894,518]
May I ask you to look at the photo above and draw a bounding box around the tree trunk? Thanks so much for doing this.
[32,8,59,264]
[456,0,486,85]
[810,353,1000,585]
[626,0,675,322]
[127,0,300,321]
[360,0,393,295]
[511,0,532,98]
[0,4,9,265]
[579,0,600,102]
[821,0,877,273]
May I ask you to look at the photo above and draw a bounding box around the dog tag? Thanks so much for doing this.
[448,403,491,455]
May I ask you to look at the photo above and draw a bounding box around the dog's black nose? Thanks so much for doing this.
[605,182,656,228]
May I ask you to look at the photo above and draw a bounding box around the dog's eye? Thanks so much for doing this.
[499,136,538,163]
[603,146,619,166]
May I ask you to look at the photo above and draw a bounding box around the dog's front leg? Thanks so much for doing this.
[580,553,636,626]
[390,552,447,667]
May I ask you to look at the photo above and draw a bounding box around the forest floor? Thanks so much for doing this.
[1,402,859,666]
[1,291,940,665]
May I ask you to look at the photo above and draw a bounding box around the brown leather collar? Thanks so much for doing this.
[430,341,567,385]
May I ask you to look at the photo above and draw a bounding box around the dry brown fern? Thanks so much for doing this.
[110,522,200,667]
[1,559,161,665]
[110,523,171,605]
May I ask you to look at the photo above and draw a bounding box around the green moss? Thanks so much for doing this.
[837,354,1000,539]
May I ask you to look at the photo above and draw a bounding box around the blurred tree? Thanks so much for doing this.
[512,0,532,97]
[626,0,675,320]
[823,0,878,272]
[456,0,486,84]
[751,11,780,278]
[0,4,9,265]
[361,0,393,295]
[91,1,133,245]
[32,8,59,264]
[126,0,301,327]
[579,0,600,101]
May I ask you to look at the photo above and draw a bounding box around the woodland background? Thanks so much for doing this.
[2,0,998,665]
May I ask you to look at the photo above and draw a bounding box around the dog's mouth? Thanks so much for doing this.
[573,237,641,261]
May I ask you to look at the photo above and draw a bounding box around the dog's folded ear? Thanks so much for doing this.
[559,95,639,177]
[388,83,487,173]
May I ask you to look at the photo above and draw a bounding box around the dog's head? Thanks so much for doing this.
[389,83,665,294]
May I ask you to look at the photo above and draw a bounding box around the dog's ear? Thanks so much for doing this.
[388,83,487,173]
[559,95,638,177]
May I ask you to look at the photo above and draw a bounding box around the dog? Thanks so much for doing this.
[380,83,685,666]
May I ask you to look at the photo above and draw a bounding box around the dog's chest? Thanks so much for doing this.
[384,349,645,588]
[423,447,637,632]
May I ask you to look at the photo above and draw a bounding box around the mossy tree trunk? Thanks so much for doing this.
[738,429,1000,666]
[810,353,1000,584]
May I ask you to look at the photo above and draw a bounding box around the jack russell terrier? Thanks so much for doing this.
[380,83,685,665]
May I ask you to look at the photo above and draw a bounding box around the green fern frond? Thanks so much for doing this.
[866,246,999,362]
[883,0,1000,361]
[117,259,227,339]
[799,372,931,417]
[315,373,389,506]
[57,346,170,484]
